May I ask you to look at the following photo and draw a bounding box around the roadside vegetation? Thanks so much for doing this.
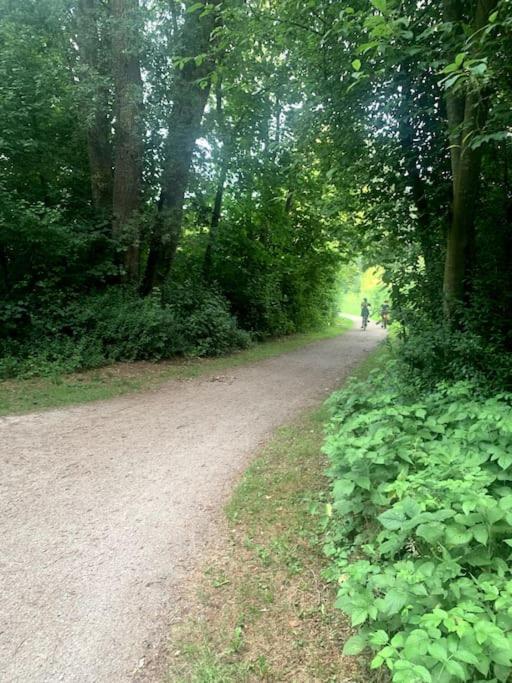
[0,319,351,415]
[325,356,512,683]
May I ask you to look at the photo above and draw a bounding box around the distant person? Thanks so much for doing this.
[361,298,371,330]
[380,301,390,329]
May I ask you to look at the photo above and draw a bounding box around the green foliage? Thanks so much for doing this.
[0,286,250,379]
[396,321,512,391]
[324,370,512,682]
[0,0,89,205]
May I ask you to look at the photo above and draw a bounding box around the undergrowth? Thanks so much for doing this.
[0,285,251,379]
[324,366,512,682]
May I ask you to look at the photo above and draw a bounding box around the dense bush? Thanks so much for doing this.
[395,320,512,392]
[0,285,251,379]
[324,369,512,683]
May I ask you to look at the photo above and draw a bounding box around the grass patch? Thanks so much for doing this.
[165,343,387,683]
[0,318,352,416]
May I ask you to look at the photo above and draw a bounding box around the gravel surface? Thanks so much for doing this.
[0,321,385,683]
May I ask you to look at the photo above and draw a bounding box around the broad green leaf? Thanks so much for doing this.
[351,608,368,626]
[380,589,408,615]
[369,630,389,646]
[473,525,488,545]
[186,2,204,13]
[416,522,444,543]
[445,525,472,546]
[454,649,480,666]
[333,479,355,499]
[371,0,387,12]
[428,641,448,661]
[342,633,367,655]
[445,659,466,680]
[378,508,406,530]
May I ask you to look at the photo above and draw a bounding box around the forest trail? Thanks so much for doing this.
[0,320,385,683]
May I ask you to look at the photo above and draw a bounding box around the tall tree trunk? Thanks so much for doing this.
[76,0,113,215]
[203,156,228,281]
[111,0,144,280]
[396,69,447,313]
[203,76,228,281]
[141,0,221,295]
[442,0,497,317]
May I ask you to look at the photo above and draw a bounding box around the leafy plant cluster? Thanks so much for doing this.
[395,319,512,392]
[323,370,512,682]
[0,285,250,379]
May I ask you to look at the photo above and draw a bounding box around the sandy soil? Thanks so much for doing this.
[0,320,384,683]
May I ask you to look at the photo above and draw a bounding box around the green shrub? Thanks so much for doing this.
[0,285,251,379]
[324,370,512,683]
[396,322,512,391]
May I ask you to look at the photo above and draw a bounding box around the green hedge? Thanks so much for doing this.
[0,285,251,378]
[323,370,512,682]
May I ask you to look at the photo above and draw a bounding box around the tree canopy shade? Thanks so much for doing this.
[0,0,511,379]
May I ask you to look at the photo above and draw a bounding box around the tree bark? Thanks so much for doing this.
[398,89,437,276]
[203,156,228,281]
[141,0,221,295]
[442,0,497,317]
[76,0,113,215]
[111,0,144,280]
[203,77,228,280]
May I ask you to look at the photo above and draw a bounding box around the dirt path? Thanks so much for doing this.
[0,321,384,683]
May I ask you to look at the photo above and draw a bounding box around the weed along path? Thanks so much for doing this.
[0,321,385,683]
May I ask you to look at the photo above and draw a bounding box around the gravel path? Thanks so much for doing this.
[0,321,384,683]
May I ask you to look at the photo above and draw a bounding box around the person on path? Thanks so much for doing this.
[361,298,371,330]
[380,300,390,328]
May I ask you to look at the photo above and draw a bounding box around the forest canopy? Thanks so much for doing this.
[1,0,511,382]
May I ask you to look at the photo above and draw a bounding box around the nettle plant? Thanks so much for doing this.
[323,374,512,683]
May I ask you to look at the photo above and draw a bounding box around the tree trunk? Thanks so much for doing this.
[398,90,436,276]
[442,0,497,317]
[203,76,228,281]
[203,156,228,280]
[111,0,144,280]
[76,0,113,215]
[141,0,221,295]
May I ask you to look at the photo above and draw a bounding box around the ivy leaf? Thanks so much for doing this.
[352,59,361,72]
